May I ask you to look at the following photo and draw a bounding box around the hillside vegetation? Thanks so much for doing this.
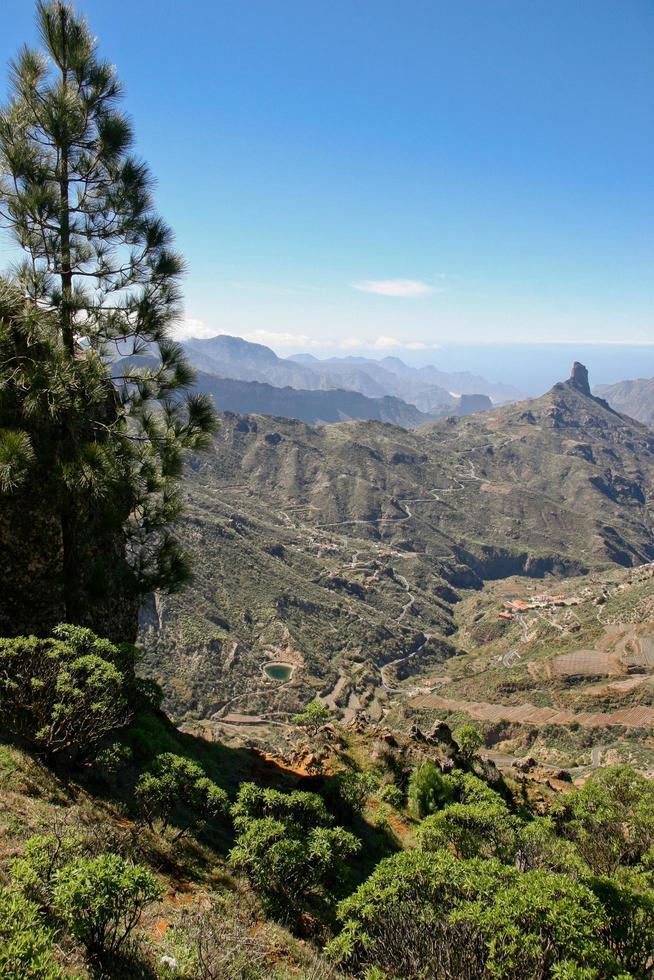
[2,629,654,978]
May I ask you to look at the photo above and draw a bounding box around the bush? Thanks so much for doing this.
[454,871,609,979]
[327,851,610,979]
[418,799,520,863]
[324,769,380,818]
[10,831,83,910]
[378,783,404,809]
[407,761,455,818]
[93,741,133,780]
[229,817,360,913]
[292,699,333,736]
[552,765,654,874]
[590,868,654,978]
[231,782,331,830]
[135,753,229,841]
[515,817,586,875]
[450,769,506,805]
[230,783,359,913]
[453,724,484,762]
[0,625,135,760]
[52,853,162,957]
[326,849,513,976]
[0,887,64,979]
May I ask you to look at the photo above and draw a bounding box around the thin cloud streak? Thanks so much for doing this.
[352,278,437,298]
[172,320,441,351]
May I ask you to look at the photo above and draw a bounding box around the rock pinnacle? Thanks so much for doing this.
[569,361,591,396]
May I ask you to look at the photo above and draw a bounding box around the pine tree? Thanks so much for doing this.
[0,2,216,639]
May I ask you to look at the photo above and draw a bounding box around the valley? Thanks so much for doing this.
[139,364,654,773]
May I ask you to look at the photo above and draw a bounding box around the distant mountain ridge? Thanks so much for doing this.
[182,334,519,414]
[290,352,525,404]
[595,377,654,425]
[193,372,436,426]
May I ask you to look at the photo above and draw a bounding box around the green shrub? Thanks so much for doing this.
[0,887,64,979]
[0,625,135,760]
[453,724,484,762]
[326,849,513,975]
[93,741,133,779]
[407,761,455,818]
[231,782,331,830]
[450,769,506,805]
[291,699,333,736]
[10,831,83,910]
[327,851,610,979]
[52,853,162,956]
[515,817,586,875]
[418,799,520,863]
[135,753,229,841]
[590,867,654,978]
[378,783,404,809]
[229,816,360,912]
[552,765,654,874]
[453,871,609,980]
[325,769,380,818]
[230,781,359,913]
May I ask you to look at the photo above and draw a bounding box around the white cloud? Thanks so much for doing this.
[241,329,326,349]
[372,335,403,349]
[352,278,435,298]
[171,322,326,349]
[171,322,440,354]
[172,318,219,340]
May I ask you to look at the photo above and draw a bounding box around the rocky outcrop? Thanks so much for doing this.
[568,361,591,396]
[454,393,493,416]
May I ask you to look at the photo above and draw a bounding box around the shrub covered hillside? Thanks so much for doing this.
[1,626,654,978]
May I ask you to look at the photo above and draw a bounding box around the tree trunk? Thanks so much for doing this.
[57,26,75,619]
[57,23,74,359]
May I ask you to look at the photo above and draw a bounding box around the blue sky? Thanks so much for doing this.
[2,0,653,355]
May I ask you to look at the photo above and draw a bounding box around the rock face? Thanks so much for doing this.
[568,361,591,396]
[454,393,493,416]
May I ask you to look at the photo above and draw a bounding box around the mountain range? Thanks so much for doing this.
[140,363,654,747]
[193,371,492,427]
[182,334,522,419]
[595,376,654,426]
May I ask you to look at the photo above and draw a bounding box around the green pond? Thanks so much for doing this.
[264,663,293,681]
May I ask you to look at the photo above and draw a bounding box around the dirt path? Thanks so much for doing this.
[380,634,433,694]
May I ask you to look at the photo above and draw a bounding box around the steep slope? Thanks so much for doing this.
[595,376,654,425]
[140,364,654,729]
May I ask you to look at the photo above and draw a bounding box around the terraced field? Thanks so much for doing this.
[392,563,654,771]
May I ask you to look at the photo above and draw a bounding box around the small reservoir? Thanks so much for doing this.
[263,663,294,681]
